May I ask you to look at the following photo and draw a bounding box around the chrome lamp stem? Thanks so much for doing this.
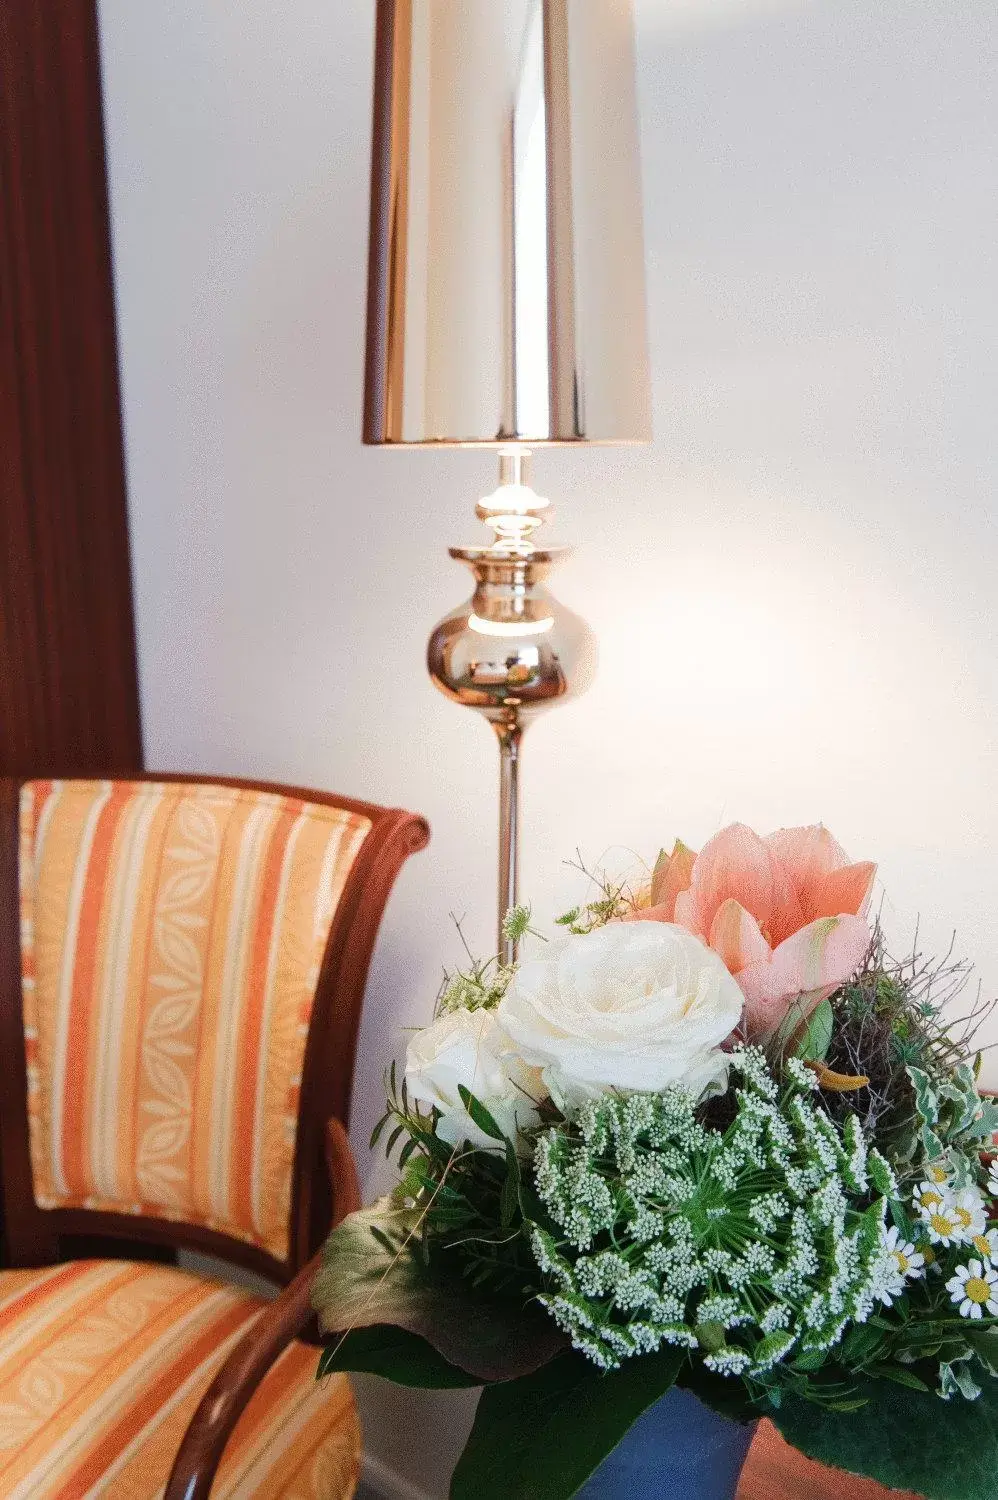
[495,718,523,965]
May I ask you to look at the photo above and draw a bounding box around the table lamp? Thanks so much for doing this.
[363,0,651,961]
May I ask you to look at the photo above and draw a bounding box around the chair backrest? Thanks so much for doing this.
[0,775,428,1279]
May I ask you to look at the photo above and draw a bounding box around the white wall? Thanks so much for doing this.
[98,1,997,1494]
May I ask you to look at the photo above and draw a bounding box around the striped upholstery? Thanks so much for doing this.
[0,1260,360,1498]
[19,780,372,1262]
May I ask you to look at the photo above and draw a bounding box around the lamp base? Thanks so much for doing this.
[426,450,597,961]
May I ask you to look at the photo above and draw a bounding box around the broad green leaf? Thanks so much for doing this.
[318,1325,481,1388]
[771,1373,998,1499]
[770,995,832,1065]
[795,998,833,1062]
[312,1203,565,1382]
[450,1348,685,1500]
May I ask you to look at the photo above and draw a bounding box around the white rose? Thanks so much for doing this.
[404,1007,543,1152]
[496,921,743,1112]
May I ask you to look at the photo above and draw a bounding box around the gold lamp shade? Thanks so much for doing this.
[363,0,651,447]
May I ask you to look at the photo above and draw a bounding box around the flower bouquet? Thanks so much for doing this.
[313,824,998,1500]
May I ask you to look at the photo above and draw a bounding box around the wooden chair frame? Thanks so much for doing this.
[0,771,429,1497]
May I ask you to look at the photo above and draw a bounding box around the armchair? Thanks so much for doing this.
[0,774,428,1498]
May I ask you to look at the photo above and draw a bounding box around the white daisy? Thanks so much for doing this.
[885,1224,925,1282]
[971,1228,998,1265]
[920,1203,964,1247]
[949,1187,988,1243]
[927,1163,950,1186]
[946,1260,998,1320]
[916,1240,942,1275]
[913,1182,946,1215]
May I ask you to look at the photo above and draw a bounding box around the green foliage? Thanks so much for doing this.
[554,854,636,933]
[311,1202,564,1382]
[450,1348,684,1500]
[457,1084,506,1144]
[433,917,517,1018]
[771,1373,998,1500]
[796,997,834,1062]
[318,1325,481,1388]
[823,925,995,1166]
[907,1063,998,1177]
[501,904,544,946]
[768,995,834,1066]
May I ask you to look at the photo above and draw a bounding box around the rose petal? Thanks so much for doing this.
[736,914,872,1041]
[650,839,697,920]
[708,898,772,973]
[765,824,850,892]
[764,858,806,946]
[621,900,673,924]
[762,913,872,996]
[688,823,777,936]
[811,861,877,921]
[672,888,698,932]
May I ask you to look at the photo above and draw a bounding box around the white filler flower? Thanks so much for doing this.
[496,921,744,1112]
[405,1007,543,1152]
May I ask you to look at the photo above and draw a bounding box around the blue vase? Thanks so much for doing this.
[574,1386,757,1499]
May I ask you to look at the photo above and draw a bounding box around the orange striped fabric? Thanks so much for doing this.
[19,780,372,1261]
[0,1260,360,1498]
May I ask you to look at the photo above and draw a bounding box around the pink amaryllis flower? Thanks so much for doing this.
[638,824,875,1043]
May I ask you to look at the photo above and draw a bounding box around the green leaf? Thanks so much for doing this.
[795,998,834,1062]
[769,994,830,1064]
[312,1203,565,1383]
[398,1136,419,1168]
[457,1085,507,1143]
[967,1329,998,1377]
[940,1359,982,1402]
[450,1348,685,1500]
[500,1144,521,1229]
[908,1064,938,1125]
[771,1373,998,1499]
[318,1325,482,1388]
[791,1348,828,1372]
[841,1324,882,1366]
[866,1364,930,1392]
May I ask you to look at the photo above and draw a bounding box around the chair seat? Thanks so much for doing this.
[0,1260,360,1499]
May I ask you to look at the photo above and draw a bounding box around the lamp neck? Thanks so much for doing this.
[474,445,551,556]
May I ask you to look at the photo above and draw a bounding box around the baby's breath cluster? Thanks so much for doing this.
[529,1049,895,1380]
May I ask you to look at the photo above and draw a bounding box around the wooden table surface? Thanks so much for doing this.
[737,1420,922,1499]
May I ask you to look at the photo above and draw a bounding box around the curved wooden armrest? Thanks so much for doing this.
[164,1118,361,1500]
